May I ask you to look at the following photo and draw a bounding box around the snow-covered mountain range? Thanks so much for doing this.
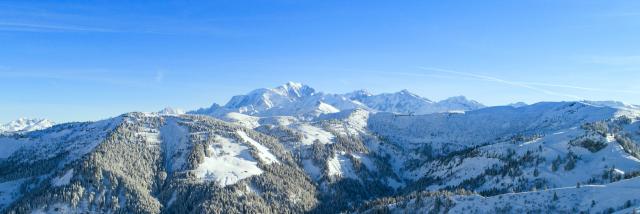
[0,118,55,134]
[1,82,639,213]
[191,82,485,119]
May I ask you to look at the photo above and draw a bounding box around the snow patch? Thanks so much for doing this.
[194,135,263,186]
[294,124,334,145]
[222,112,261,129]
[351,153,377,172]
[327,153,358,179]
[317,102,340,114]
[519,138,542,147]
[236,131,279,164]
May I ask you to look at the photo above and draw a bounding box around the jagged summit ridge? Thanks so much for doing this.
[222,82,317,115]
[192,82,486,118]
[157,107,185,115]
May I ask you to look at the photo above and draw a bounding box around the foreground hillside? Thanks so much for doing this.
[0,113,318,213]
[1,83,639,213]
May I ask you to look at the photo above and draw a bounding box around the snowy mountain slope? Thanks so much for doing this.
[223,81,316,115]
[0,118,55,134]
[368,102,621,155]
[351,101,640,213]
[194,133,264,186]
[219,112,262,129]
[191,82,486,119]
[0,118,121,210]
[584,100,640,110]
[358,177,640,214]
[0,110,403,213]
[252,94,347,118]
[251,108,408,211]
[0,113,317,213]
[194,99,640,212]
[192,82,362,118]
[401,122,640,195]
[447,177,640,213]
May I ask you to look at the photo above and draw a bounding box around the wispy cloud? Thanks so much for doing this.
[599,12,640,17]
[416,67,585,100]
[337,67,585,100]
[0,20,234,36]
[330,67,637,100]
[0,22,117,33]
[335,68,473,81]
[511,82,640,95]
[0,70,157,88]
[0,4,234,36]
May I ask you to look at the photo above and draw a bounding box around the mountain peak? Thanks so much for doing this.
[194,83,491,118]
[221,82,318,115]
[284,81,303,89]
[398,89,412,94]
[345,89,373,100]
[273,82,315,98]
[157,107,185,115]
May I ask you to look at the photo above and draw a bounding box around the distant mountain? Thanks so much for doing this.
[0,118,55,134]
[157,107,186,115]
[224,81,317,114]
[435,95,485,112]
[192,82,485,118]
[191,82,364,118]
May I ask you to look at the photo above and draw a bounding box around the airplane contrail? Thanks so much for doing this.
[415,67,585,100]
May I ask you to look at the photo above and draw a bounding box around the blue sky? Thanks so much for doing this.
[1,1,640,122]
